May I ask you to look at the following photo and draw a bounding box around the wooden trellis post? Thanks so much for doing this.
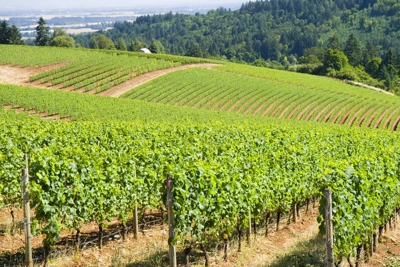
[325,189,334,267]
[166,174,176,267]
[22,154,33,267]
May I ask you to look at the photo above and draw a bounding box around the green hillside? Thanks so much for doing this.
[122,64,400,130]
[1,45,400,131]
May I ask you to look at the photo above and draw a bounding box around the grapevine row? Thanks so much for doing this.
[1,103,400,264]
[122,67,400,130]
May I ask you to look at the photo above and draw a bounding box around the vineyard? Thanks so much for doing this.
[2,45,400,132]
[1,86,400,266]
[1,45,400,266]
[122,67,400,131]
[0,45,217,95]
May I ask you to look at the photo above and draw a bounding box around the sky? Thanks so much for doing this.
[0,0,245,10]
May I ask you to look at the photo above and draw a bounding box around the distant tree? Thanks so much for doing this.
[378,63,398,91]
[397,51,400,71]
[149,40,165,53]
[9,25,23,45]
[0,20,10,44]
[35,17,50,46]
[261,36,280,61]
[90,35,115,50]
[326,35,342,51]
[366,57,382,78]
[129,40,146,52]
[344,34,362,66]
[224,48,237,60]
[91,38,99,49]
[299,54,320,64]
[384,49,397,68]
[363,41,377,67]
[116,38,127,51]
[50,36,75,47]
[323,48,349,72]
[299,46,325,64]
[52,28,67,38]
[304,47,325,61]
[185,43,202,57]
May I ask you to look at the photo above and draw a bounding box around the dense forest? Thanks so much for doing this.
[74,0,400,58]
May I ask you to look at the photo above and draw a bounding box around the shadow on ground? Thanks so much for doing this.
[266,235,325,267]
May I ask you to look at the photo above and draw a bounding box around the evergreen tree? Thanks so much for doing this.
[366,57,382,78]
[344,34,362,67]
[116,38,127,51]
[35,17,50,46]
[9,25,23,45]
[185,43,202,57]
[326,35,342,51]
[149,40,165,53]
[129,40,146,52]
[377,62,388,80]
[261,36,280,61]
[0,20,10,44]
[384,49,397,68]
[363,41,376,67]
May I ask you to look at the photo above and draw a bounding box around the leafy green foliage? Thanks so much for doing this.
[323,49,349,72]
[1,95,400,257]
[50,36,75,48]
[90,35,115,50]
[149,40,165,54]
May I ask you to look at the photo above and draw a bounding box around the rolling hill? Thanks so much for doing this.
[1,45,400,131]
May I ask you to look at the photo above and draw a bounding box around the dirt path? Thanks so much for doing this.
[98,63,218,98]
[0,64,218,98]
[0,63,68,88]
[346,80,394,96]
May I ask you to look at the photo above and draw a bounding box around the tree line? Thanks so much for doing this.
[0,20,23,45]
[299,34,400,92]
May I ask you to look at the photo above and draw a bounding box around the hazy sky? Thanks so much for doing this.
[1,0,245,9]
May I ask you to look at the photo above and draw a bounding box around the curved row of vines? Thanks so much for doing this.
[122,67,400,131]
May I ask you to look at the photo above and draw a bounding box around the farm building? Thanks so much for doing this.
[138,48,151,54]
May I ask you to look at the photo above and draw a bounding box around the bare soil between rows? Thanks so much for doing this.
[0,63,218,98]
[1,205,400,266]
